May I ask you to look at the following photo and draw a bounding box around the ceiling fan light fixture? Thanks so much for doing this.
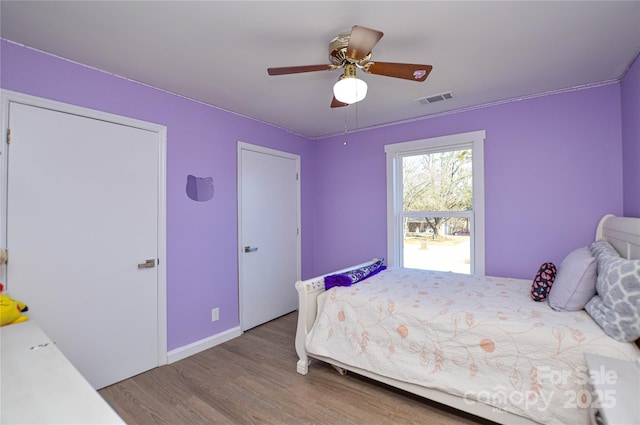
[333,76,368,104]
[333,63,367,105]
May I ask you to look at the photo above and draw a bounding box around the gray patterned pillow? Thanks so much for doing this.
[585,240,640,342]
[590,239,619,263]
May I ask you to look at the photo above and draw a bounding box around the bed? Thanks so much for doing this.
[295,215,640,424]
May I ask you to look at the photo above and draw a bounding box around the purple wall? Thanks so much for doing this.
[621,54,640,217]
[1,40,631,353]
[0,41,316,350]
[313,85,624,279]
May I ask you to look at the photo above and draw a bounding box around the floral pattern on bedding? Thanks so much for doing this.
[305,267,638,425]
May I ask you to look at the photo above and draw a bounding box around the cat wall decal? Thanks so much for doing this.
[186,175,214,202]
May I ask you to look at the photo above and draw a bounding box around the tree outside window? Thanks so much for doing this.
[402,149,473,273]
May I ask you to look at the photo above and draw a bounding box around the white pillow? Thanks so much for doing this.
[548,246,597,311]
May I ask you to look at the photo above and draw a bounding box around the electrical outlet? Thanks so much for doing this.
[211,308,219,322]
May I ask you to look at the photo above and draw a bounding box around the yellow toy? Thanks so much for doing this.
[0,249,29,326]
[0,285,29,326]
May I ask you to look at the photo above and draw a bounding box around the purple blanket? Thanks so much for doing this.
[324,259,386,290]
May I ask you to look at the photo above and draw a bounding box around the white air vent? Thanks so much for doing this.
[417,91,454,105]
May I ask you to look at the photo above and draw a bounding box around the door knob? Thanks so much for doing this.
[243,246,258,253]
[138,259,156,268]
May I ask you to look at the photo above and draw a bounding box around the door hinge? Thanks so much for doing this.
[296,172,299,181]
[6,128,10,145]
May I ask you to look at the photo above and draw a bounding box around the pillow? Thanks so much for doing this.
[548,247,597,311]
[584,241,640,342]
[530,262,557,302]
[324,259,386,290]
[590,239,619,261]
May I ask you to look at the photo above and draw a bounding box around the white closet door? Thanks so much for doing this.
[6,102,160,389]
[239,144,300,331]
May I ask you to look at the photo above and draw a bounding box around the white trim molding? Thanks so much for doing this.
[167,326,242,364]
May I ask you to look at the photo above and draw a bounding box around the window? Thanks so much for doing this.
[385,131,485,275]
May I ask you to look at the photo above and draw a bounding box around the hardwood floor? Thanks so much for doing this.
[100,312,490,425]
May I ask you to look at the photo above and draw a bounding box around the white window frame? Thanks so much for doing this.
[385,130,486,275]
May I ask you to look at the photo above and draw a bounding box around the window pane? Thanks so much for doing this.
[402,149,472,212]
[403,216,471,274]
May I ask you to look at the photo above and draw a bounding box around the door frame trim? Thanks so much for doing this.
[0,89,168,366]
[237,141,301,331]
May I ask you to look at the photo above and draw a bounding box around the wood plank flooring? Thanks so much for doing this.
[100,312,492,425]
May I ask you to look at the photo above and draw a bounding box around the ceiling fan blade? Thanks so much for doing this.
[365,62,433,82]
[346,25,384,61]
[331,96,349,108]
[267,64,333,76]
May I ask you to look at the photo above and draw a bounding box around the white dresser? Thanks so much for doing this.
[1,320,125,424]
[584,352,640,425]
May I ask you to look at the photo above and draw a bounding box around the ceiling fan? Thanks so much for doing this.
[267,25,433,108]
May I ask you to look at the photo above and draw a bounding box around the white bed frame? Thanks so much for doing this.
[294,214,640,424]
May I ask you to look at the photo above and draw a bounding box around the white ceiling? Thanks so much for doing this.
[2,1,639,139]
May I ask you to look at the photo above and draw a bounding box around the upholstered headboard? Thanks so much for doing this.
[595,214,640,260]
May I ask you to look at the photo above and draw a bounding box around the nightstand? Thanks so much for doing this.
[583,353,640,425]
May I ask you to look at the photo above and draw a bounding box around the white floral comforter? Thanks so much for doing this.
[305,267,638,425]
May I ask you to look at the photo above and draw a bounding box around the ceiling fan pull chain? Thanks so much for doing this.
[343,107,348,146]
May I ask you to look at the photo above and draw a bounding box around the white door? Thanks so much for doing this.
[238,143,300,331]
[4,100,164,389]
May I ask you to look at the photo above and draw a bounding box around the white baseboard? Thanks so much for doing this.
[166,326,242,364]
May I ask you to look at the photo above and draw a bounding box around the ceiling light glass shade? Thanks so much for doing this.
[333,77,368,104]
